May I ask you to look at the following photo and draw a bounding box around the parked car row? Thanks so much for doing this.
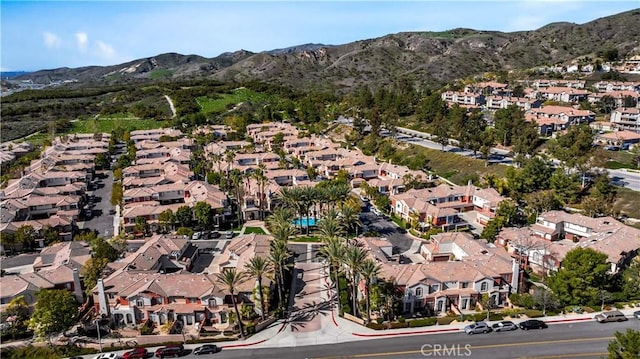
[193,230,234,240]
[464,319,548,335]
[98,343,222,359]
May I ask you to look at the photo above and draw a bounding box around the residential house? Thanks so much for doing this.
[610,108,640,133]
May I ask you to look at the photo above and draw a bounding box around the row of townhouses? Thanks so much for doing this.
[0,133,110,243]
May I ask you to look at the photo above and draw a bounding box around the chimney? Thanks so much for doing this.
[97,279,110,317]
[72,267,83,304]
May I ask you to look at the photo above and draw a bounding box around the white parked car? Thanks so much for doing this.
[93,353,119,359]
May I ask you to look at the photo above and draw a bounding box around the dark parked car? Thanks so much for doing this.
[492,321,518,332]
[123,347,148,359]
[634,310,640,319]
[519,319,548,330]
[209,231,221,239]
[155,344,184,358]
[193,344,221,355]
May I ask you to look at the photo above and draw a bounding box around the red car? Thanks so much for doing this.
[123,347,148,359]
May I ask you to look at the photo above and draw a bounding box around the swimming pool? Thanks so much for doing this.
[292,217,317,227]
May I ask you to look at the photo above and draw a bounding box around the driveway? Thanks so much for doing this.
[77,170,115,237]
[360,211,413,254]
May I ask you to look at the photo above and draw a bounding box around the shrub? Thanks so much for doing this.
[408,318,437,327]
[503,308,524,318]
[388,322,409,329]
[437,317,456,325]
[509,293,534,309]
[376,317,384,324]
[139,325,154,335]
[523,309,544,318]
[614,303,625,309]
[489,313,505,321]
[245,325,256,335]
[367,322,385,330]
[397,316,405,323]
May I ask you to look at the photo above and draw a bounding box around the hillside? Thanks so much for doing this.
[13,9,640,91]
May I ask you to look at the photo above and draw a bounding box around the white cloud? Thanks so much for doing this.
[75,32,88,52]
[94,40,116,60]
[43,32,62,49]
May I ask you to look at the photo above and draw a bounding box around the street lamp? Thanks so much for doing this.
[95,319,102,352]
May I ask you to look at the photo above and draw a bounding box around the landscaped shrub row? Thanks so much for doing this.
[522,309,544,318]
[408,318,437,327]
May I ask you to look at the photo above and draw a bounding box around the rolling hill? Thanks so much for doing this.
[14,8,640,91]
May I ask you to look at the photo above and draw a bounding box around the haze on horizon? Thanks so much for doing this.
[1,1,638,72]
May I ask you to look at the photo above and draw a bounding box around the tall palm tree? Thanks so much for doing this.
[245,256,273,321]
[265,207,294,233]
[278,187,304,232]
[215,268,248,338]
[339,205,362,237]
[253,164,268,220]
[318,209,344,240]
[229,169,245,226]
[359,258,382,323]
[343,246,366,317]
[300,186,316,235]
[318,237,345,313]
[269,237,293,312]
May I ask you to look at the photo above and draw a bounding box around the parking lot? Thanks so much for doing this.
[77,170,115,237]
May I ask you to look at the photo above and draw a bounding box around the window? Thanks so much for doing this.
[461,282,469,289]
[416,288,423,297]
[135,299,144,307]
[481,282,488,292]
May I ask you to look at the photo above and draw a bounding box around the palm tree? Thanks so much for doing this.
[344,246,366,316]
[245,256,272,321]
[278,187,304,232]
[319,237,345,313]
[253,164,268,220]
[265,207,294,233]
[215,268,248,338]
[359,258,382,323]
[318,209,344,240]
[339,205,362,237]
[300,186,316,235]
[269,238,293,312]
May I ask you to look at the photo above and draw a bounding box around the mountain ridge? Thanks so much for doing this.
[13,8,640,91]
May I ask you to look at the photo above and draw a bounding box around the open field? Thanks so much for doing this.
[196,88,276,114]
[613,186,640,219]
[393,143,509,185]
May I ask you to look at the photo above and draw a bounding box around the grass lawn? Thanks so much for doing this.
[196,88,276,115]
[244,226,266,235]
[69,117,172,134]
[290,236,322,243]
[613,187,640,219]
[394,143,509,185]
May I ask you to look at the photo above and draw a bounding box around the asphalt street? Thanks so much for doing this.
[78,170,115,237]
[360,210,414,254]
[188,320,639,359]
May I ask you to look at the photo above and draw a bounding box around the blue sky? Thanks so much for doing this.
[1,1,638,72]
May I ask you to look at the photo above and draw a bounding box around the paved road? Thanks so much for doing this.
[76,319,639,359]
[77,170,115,237]
[392,126,640,192]
[360,210,413,254]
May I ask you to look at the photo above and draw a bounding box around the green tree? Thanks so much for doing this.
[547,248,610,305]
[41,225,59,246]
[359,258,382,323]
[134,216,150,236]
[493,105,524,146]
[622,257,640,300]
[94,152,109,169]
[245,256,272,321]
[81,257,110,295]
[14,225,36,250]
[344,246,367,317]
[480,293,494,321]
[110,182,123,207]
[0,296,30,340]
[215,268,248,338]
[549,169,581,205]
[158,209,175,234]
[193,201,213,229]
[532,287,559,315]
[175,206,193,228]
[29,289,78,343]
[608,329,640,359]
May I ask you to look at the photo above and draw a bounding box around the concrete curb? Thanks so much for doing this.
[219,320,288,349]
[352,328,461,337]
[545,317,592,324]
